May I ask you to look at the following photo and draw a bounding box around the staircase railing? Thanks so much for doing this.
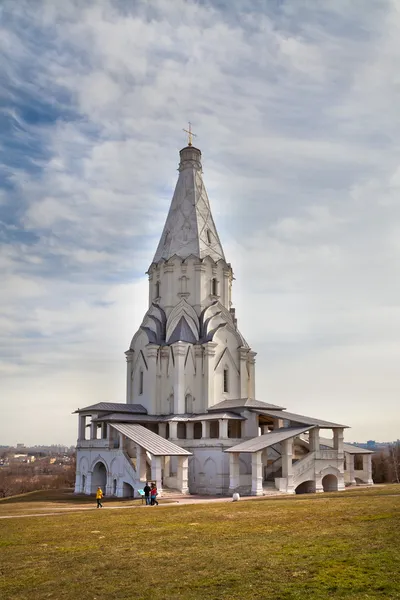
[293,451,315,482]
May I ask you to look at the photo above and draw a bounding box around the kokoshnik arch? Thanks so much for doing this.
[74,140,373,498]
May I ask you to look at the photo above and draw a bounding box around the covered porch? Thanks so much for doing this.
[111,423,192,495]
[225,426,312,496]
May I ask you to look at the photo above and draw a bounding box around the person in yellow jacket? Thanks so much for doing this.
[96,487,103,508]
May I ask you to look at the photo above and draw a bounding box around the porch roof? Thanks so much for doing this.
[208,398,285,412]
[320,437,373,454]
[74,402,147,415]
[253,409,349,429]
[110,423,191,457]
[225,426,312,454]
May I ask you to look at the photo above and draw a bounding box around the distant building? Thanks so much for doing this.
[74,142,374,498]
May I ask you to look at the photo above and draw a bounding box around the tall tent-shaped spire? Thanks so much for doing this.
[152,146,225,264]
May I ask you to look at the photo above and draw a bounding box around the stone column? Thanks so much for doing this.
[158,423,167,438]
[333,428,344,457]
[248,351,257,398]
[260,425,270,435]
[239,348,249,399]
[364,454,373,484]
[251,451,263,496]
[90,420,97,440]
[204,342,218,407]
[151,456,162,493]
[229,453,240,492]
[172,342,187,414]
[125,350,134,403]
[177,456,189,494]
[186,422,194,440]
[272,417,284,430]
[201,420,210,439]
[78,415,86,441]
[309,428,320,457]
[347,453,356,484]
[136,445,147,481]
[219,419,228,440]
[169,421,178,440]
[282,438,294,493]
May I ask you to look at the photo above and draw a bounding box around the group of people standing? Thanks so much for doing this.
[95,482,159,507]
[143,482,159,505]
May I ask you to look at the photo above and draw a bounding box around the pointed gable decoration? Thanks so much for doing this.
[152,146,225,265]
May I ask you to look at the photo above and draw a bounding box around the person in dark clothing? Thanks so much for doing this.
[143,482,151,505]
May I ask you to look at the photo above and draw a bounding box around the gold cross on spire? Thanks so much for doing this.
[183,122,196,146]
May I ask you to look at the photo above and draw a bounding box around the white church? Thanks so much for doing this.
[74,137,373,498]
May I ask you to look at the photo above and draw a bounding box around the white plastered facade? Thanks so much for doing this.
[74,145,373,497]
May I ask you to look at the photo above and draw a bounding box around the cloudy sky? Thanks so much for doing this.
[1,0,400,446]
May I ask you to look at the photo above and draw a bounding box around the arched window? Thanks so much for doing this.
[223,368,229,393]
[211,278,218,296]
[139,370,144,395]
[206,229,212,244]
[155,281,160,299]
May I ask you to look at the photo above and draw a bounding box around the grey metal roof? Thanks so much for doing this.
[225,427,312,454]
[208,398,285,412]
[110,423,192,456]
[93,413,161,423]
[320,437,373,454]
[74,402,147,415]
[167,412,245,422]
[253,409,348,429]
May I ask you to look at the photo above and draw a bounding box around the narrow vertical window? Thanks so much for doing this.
[223,368,229,393]
[211,278,218,296]
[139,370,144,395]
[207,229,212,244]
[155,281,160,299]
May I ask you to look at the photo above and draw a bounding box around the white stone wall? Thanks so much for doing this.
[75,447,140,498]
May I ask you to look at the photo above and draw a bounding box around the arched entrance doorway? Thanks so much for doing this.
[295,480,316,494]
[322,474,338,492]
[91,462,107,493]
[122,482,134,498]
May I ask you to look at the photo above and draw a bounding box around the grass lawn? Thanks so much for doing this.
[0,485,399,600]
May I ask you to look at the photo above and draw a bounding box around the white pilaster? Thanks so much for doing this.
[204,342,218,407]
[172,342,187,414]
[146,344,159,414]
[125,350,134,403]
[248,351,257,398]
[177,456,189,494]
[239,348,249,399]
[229,453,240,492]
